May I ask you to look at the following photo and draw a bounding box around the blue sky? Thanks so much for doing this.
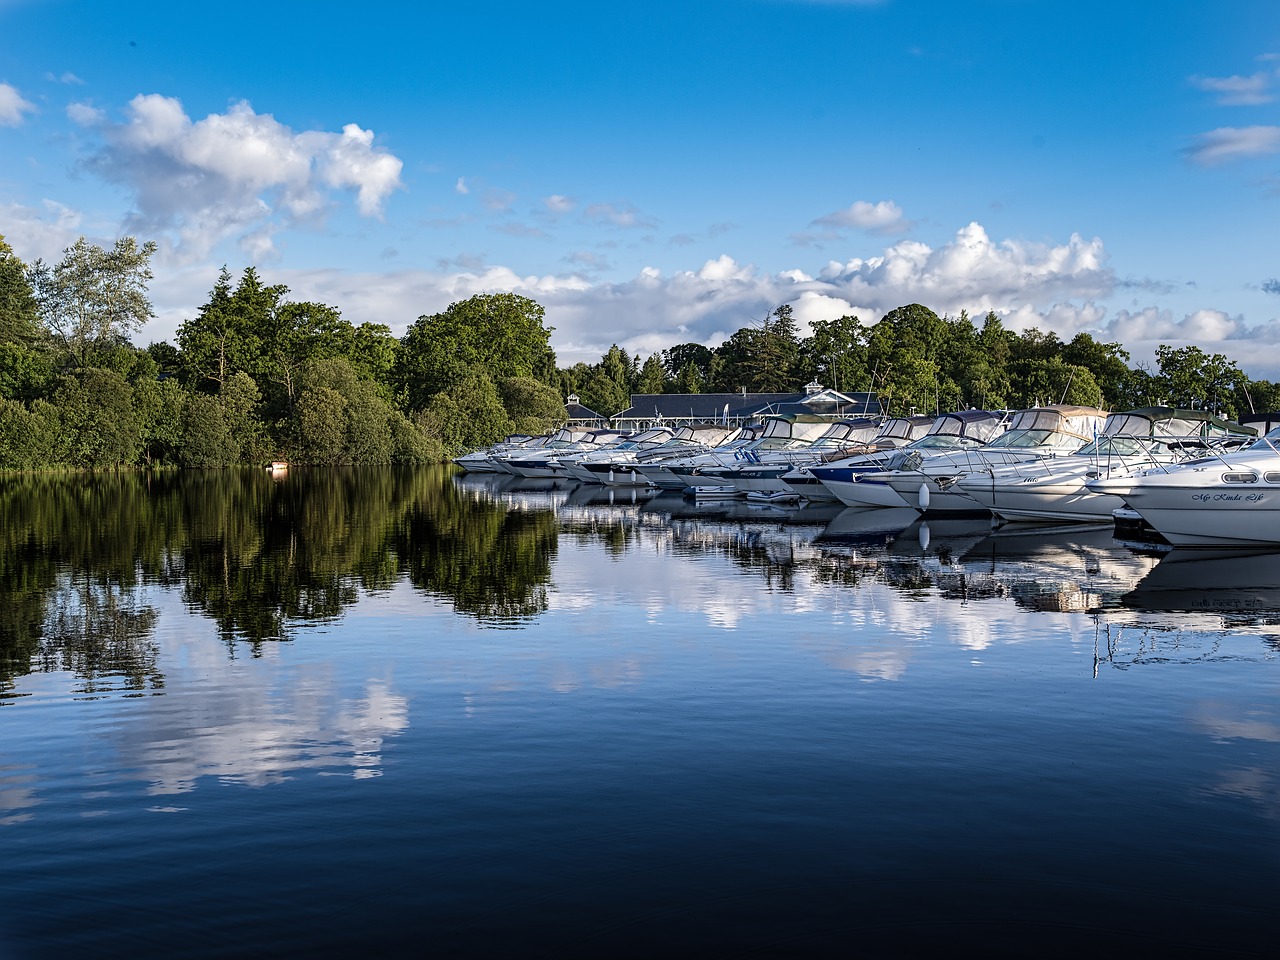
[3,0,1279,377]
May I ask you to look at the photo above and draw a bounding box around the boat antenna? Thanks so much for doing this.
[1059,368,1076,404]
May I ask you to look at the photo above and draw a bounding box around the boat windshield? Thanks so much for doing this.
[983,428,1086,450]
[755,436,814,451]
[1245,426,1280,451]
[908,435,978,450]
[1072,436,1152,458]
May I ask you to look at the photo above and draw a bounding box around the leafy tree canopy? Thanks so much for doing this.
[397,293,556,408]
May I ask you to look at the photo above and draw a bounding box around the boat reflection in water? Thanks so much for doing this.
[1125,549,1280,617]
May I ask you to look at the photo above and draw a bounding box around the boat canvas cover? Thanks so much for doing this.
[759,414,834,442]
[926,411,1008,444]
[1006,406,1107,443]
[1101,407,1256,440]
[875,415,936,443]
[816,418,883,445]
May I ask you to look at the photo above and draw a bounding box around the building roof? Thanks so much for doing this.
[613,387,881,423]
[564,393,606,423]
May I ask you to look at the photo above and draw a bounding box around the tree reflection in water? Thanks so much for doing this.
[0,466,558,692]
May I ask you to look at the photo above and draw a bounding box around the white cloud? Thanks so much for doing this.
[1109,306,1243,343]
[1190,72,1273,106]
[309,123,404,217]
[544,194,576,214]
[563,250,612,272]
[66,101,105,126]
[135,220,1121,367]
[696,254,756,282]
[813,199,907,233]
[817,222,1112,309]
[82,94,404,258]
[127,218,1280,380]
[0,200,85,260]
[1186,125,1280,164]
[0,82,36,126]
[454,176,469,194]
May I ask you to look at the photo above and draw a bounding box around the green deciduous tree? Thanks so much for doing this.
[396,293,556,409]
[499,376,567,435]
[29,236,157,368]
[180,392,239,467]
[1154,344,1247,417]
[51,368,141,468]
[0,398,58,469]
[416,371,513,456]
[800,314,869,393]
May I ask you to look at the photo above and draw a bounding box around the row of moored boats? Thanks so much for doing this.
[455,404,1280,548]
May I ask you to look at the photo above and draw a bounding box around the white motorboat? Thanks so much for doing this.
[666,415,833,495]
[558,427,675,483]
[590,424,738,487]
[453,433,543,473]
[1086,427,1280,547]
[628,424,748,490]
[780,415,936,501]
[881,405,1107,514]
[956,407,1255,523]
[500,428,626,478]
[701,417,887,497]
[809,411,1009,508]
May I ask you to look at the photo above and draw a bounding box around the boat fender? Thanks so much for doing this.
[918,483,930,511]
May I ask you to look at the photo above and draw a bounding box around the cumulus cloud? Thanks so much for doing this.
[1108,306,1243,344]
[1186,125,1280,164]
[813,199,908,233]
[1190,72,1274,106]
[133,216,1280,378]
[0,82,36,126]
[1263,278,1280,295]
[136,220,1125,368]
[816,222,1112,308]
[81,94,403,258]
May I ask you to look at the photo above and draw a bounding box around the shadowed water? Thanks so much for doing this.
[2,467,1278,957]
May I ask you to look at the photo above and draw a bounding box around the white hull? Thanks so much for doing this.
[883,474,985,513]
[779,472,840,501]
[825,475,911,508]
[1121,489,1280,546]
[962,480,1126,523]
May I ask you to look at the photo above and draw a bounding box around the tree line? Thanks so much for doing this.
[2,233,1276,470]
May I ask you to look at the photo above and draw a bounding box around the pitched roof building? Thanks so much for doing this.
[611,382,881,427]
[563,393,608,426]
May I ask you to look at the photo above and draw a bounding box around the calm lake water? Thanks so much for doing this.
[2,466,1279,957]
